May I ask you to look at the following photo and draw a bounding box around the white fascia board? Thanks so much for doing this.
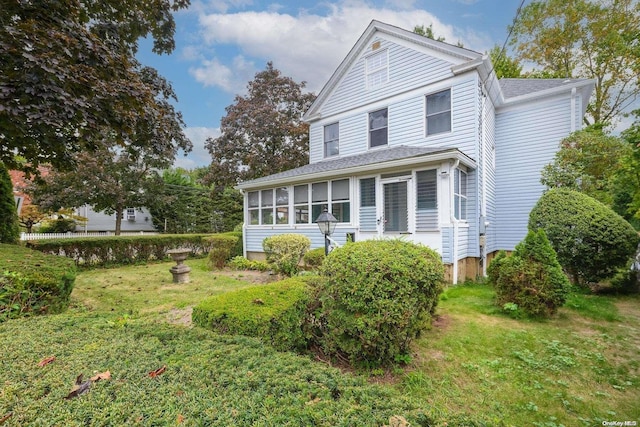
[236,150,476,191]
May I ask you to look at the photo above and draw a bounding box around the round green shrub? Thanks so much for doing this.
[316,239,444,367]
[262,234,310,276]
[204,234,239,270]
[303,247,325,269]
[529,188,639,285]
[490,229,570,317]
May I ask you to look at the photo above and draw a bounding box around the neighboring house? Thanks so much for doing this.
[73,205,156,233]
[236,20,594,283]
[9,169,156,233]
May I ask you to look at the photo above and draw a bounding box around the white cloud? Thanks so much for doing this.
[174,126,220,169]
[190,1,491,95]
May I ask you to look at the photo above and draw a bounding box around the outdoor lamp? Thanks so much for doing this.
[315,208,338,255]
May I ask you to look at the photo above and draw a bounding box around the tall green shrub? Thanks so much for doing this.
[529,188,639,285]
[316,239,444,367]
[489,229,570,317]
[0,163,19,244]
[204,234,239,270]
[262,234,310,276]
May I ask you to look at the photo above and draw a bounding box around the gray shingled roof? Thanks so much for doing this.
[238,145,459,188]
[499,78,591,99]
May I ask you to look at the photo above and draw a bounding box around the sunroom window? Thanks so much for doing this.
[331,179,350,223]
[261,189,274,225]
[454,169,467,220]
[248,191,259,225]
[275,187,289,224]
[294,185,309,224]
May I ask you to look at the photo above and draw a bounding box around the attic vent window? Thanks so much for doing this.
[372,41,381,50]
[366,49,388,89]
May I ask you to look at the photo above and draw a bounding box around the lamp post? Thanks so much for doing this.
[315,208,338,256]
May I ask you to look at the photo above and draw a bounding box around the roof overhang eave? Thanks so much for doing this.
[236,149,476,190]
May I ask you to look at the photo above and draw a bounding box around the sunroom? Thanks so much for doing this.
[236,145,476,263]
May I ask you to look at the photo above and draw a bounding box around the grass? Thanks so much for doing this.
[406,283,640,426]
[1,261,639,426]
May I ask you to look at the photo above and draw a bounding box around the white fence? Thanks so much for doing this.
[20,231,159,241]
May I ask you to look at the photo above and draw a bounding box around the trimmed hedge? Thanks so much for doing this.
[316,239,445,367]
[25,233,241,268]
[0,243,76,321]
[529,188,639,285]
[263,234,310,276]
[204,234,239,270]
[192,278,311,351]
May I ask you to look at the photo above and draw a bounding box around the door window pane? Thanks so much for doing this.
[384,181,408,233]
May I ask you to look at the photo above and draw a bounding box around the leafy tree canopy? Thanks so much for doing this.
[0,0,191,173]
[540,129,631,206]
[509,0,640,127]
[488,45,522,79]
[205,62,316,188]
[413,24,463,47]
[30,148,165,235]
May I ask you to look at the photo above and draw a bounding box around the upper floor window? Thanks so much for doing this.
[454,168,468,220]
[324,123,339,158]
[369,108,388,148]
[366,49,388,89]
[426,89,451,136]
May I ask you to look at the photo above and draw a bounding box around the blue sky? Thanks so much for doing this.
[137,0,524,169]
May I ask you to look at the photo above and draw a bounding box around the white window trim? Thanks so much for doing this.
[323,122,339,158]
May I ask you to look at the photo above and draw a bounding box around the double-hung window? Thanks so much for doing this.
[454,169,468,220]
[366,49,388,89]
[311,182,328,222]
[426,89,451,135]
[275,187,289,224]
[324,123,339,157]
[331,179,350,223]
[261,189,274,225]
[248,191,259,224]
[369,108,388,148]
[294,185,309,224]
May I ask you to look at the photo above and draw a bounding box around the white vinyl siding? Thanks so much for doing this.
[494,97,573,250]
[322,37,454,117]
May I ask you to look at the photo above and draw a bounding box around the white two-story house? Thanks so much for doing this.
[236,20,594,283]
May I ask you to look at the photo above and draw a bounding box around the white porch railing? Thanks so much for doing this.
[20,231,159,241]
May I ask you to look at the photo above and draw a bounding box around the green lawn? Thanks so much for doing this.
[1,260,638,426]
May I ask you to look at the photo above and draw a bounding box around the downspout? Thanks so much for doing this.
[450,159,460,284]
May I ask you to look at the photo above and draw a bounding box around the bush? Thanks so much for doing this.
[25,234,218,268]
[315,239,444,367]
[0,163,19,244]
[227,256,270,272]
[529,188,639,286]
[204,234,239,270]
[193,278,310,351]
[262,234,310,276]
[0,243,76,321]
[303,247,325,269]
[489,229,570,317]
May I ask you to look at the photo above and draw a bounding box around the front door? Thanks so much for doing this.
[382,180,409,234]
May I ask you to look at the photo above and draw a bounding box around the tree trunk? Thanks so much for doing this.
[115,208,123,236]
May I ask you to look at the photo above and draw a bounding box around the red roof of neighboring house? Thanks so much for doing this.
[9,167,50,208]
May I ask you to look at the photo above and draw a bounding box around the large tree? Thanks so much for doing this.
[0,0,191,173]
[205,62,316,187]
[147,168,242,234]
[509,0,640,127]
[488,45,522,79]
[540,129,631,207]
[31,148,165,235]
